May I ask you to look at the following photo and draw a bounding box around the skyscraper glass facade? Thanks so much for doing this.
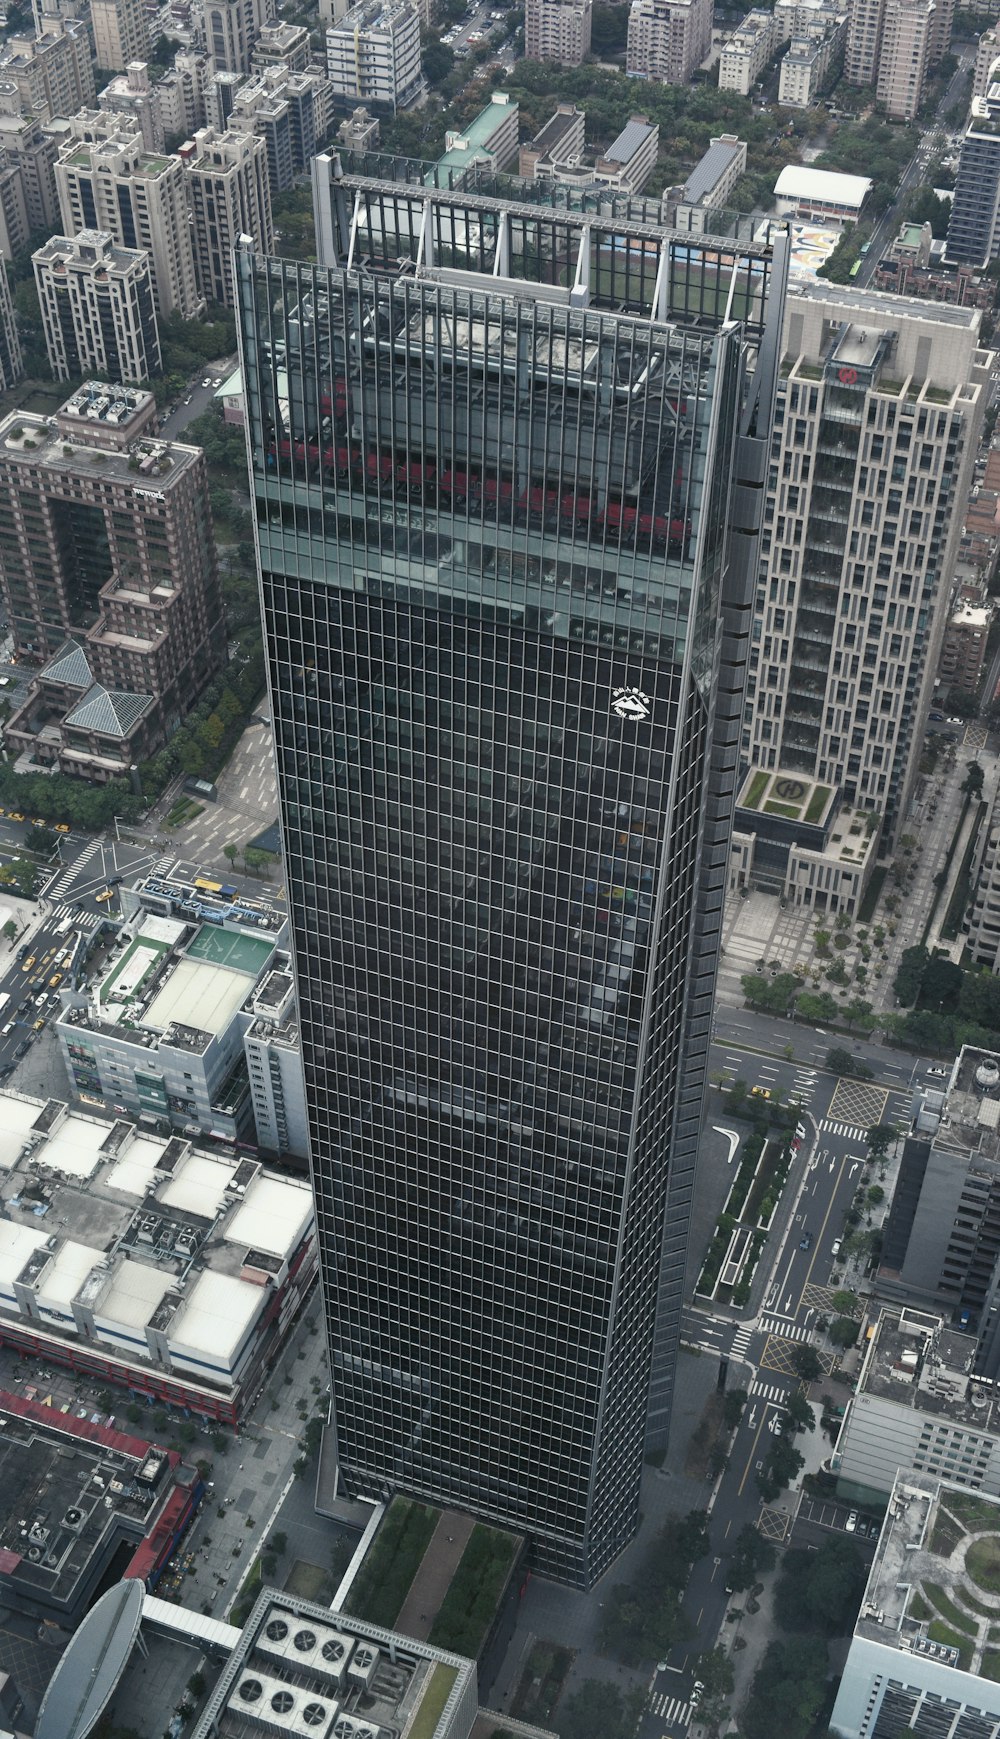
[237,174,788,1584]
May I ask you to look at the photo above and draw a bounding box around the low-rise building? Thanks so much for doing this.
[250,16,311,70]
[778,15,845,106]
[517,102,585,181]
[673,132,746,230]
[326,0,423,114]
[880,1051,1000,1346]
[432,92,519,186]
[57,895,284,1140]
[0,1090,316,1423]
[939,598,991,695]
[831,1306,1000,1507]
[831,1473,1000,1739]
[718,7,775,95]
[0,1403,201,1627]
[593,115,659,194]
[33,229,160,384]
[773,162,872,222]
[337,103,380,154]
[525,0,592,65]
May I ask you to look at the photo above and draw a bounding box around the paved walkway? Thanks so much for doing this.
[395,1511,476,1641]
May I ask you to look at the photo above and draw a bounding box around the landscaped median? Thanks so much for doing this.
[697,1127,796,1307]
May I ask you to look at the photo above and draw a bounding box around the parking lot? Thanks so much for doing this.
[796,1493,882,1541]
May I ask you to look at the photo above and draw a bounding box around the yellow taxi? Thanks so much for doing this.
[32,1018,44,1031]
[30,818,46,827]
[8,812,24,822]
[750,1085,771,1099]
[22,956,34,970]
[54,823,70,833]
[95,888,115,903]
[49,973,61,988]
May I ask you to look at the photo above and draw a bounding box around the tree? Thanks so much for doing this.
[1,919,16,943]
[741,1635,830,1739]
[867,1184,885,1206]
[29,825,58,858]
[784,1389,814,1434]
[831,1289,859,1316]
[829,1316,860,1348]
[693,1647,734,1738]
[422,37,455,83]
[826,1047,855,1076]
[560,1682,645,1739]
[741,971,803,1014]
[922,953,963,1011]
[727,1522,776,1592]
[866,1122,898,1159]
[223,841,239,868]
[244,846,270,877]
[894,944,930,1005]
[269,1530,288,1554]
[795,990,838,1023]
[774,1535,867,1634]
[757,1432,805,1502]
[723,1387,748,1429]
[792,1344,822,1381]
[598,1510,708,1664]
[962,759,985,799]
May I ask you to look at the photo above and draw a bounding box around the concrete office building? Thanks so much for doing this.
[0,384,224,776]
[733,285,988,912]
[242,956,309,1163]
[626,0,713,83]
[525,0,592,64]
[0,21,94,124]
[876,0,935,120]
[33,229,160,385]
[179,126,272,307]
[57,908,280,1140]
[55,113,202,319]
[265,165,788,1581]
[831,1473,1000,1739]
[880,1051,1000,1366]
[0,1090,316,1425]
[831,1307,1000,1506]
[674,133,747,230]
[718,7,775,94]
[326,0,423,113]
[91,0,150,72]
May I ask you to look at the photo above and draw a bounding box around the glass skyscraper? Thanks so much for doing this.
[236,171,789,1585]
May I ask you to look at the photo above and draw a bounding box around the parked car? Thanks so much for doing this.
[832,1237,842,1256]
[845,1511,858,1533]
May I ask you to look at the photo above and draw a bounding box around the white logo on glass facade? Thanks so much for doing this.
[612,687,652,721]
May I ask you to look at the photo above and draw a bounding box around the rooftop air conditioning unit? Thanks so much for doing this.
[348,1645,380,1688]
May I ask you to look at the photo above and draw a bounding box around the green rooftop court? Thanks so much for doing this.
[738,767,834,828]
[186,926,274,974]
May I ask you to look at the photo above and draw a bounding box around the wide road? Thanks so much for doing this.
[647,1018,916,1733]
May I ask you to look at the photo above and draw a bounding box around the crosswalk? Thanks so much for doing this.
[759,1316,810,1341]
[48,901,99,931]
[750,1378,792,1405]
[46,838,103,902]
[819,1118,869,1142]
[649,1692,691,1728]
[731,1323,755,1359]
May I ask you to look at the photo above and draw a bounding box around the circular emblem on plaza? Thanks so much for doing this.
[774,777,807,801]
[612,687,652,721]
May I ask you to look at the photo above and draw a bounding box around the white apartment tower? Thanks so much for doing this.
[205,0,276,75]
[180,126,273,307]
[90,0,150,72]
[525,0,593,64]
[33,229,160,383]
[54,113,202,319]
[737,286,988,912]
[626,0,713,84]
[325,0,423,112]
[0,21,94,122]
[876,0,935,119]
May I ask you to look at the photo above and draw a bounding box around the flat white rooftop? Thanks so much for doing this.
[0,1220,49,1293]
[144,958,256,1037]
[0,1097,48,1170]
[160,1151,237,1221]
[95,1257,174,1330]
[774,163,873,207]
[170,1268,258,1361]
[39,1117,107,1181]
[37,1239,97,1313]
[103,1135,164,1200]
[225,1174,313,1259]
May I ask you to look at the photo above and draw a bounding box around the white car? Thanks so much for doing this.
[201,377,212,387]
[690,1682,705,1707]
[846,1511,858,1533]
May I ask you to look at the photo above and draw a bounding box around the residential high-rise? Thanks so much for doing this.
[90,0,150,72]
[845,0,885,81]
[325,0,423,112]
[229,65,331,193]
[98,61,165,151]
[718,8,776,94]
[734,285,987,913]
[525,0,593,65]
[973,25,1000,104]
[238,169,790,1583]
[54,113,202,318]
[205,0,276,75]
[876,0,935,120]
[626,0,713,83]
[180,126,273,307]
[0,21,94,123]
[948,88,1000,266]
[0,261,21,391]
[33,229,160,383]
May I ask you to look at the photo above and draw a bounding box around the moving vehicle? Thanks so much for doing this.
[799,1230,813,1251]
[21,956,34,970]
[95,888,115,903]
[751,1085,771,1099]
